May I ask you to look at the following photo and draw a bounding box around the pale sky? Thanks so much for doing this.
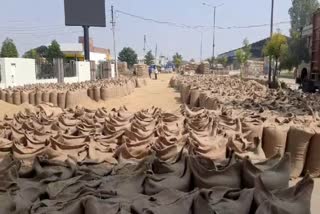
[0,0,294,61]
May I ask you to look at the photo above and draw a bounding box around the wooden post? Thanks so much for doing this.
[54,58,64,84]
[90,61,96,81]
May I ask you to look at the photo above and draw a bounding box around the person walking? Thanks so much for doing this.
[148,65,152,79]
[154,65,159,80]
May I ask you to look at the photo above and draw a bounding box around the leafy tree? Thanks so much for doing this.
[206,57,215,69]
[173,53,183,69]
[144,50,154,66]
[23,49,39,59]
[282,0,319,70]
[216,56,228,67]
[264,33,288,85]
[35,45,48,58]
[236,38,251,79]
[47,40,64,63]
[0,38,18,58]
[118,47,138,68]
[190,58,195,63]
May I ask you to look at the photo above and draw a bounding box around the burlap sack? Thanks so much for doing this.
[304,132,320,177]
[5,91,13,104]
[285,126,315,178]
[58,92,66,109]
[49,91,58,106]
[13,90,21,105]
[29,91,36,105]
[204,97,220,110]
[42,91,50,103]
[87,87,94,99]
[199,91,209,108]
[21,91,29,104]
[35,90,42,105]
[65,90,78,108]
[189,89,200,108]
[0,90,6,101]
[181,83,191,104]
[262,126,289,158]
[93,86,100,102]
[100,86,113,101]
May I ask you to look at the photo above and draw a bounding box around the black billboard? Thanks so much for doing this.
[64,0,106,27]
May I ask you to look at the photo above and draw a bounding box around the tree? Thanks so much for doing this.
[23,49,39,59]
[0,38,18,58]
[118,47,138,68]
[144,50,154,66]
[190,58,195,63]
[35,45,48,58]
[264,33,288,85]
[282,0,319,70]
[173,53,183,69]
[236,38,251,79]
[47,40,64,63]
[206,57,215,69]
[216,56,228,67]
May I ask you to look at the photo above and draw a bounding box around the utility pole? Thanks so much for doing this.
[203,3,224,60]
[155,44,158,65]
[143,35,146,57]
[268,0,274,87]
[111,5,118,79]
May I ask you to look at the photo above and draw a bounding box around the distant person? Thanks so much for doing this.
[148,66,153,79]
[154,65,159,80]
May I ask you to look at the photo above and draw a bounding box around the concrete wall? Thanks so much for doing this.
[0,59,91,88]
[0,58,36,88]
[90,52,107,64]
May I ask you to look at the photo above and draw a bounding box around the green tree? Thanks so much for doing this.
[0,38,18,58]
[216,56,228,67]
[118,47,138,68]
[35,45,48,58]
[23,49,39,59]
[282,0,319,70]
[47,40,64,63]
[264,33,288,85]
[236,38,251,79]
[144,50,154,66]
[173,53,183,69]
[206,57,215,69]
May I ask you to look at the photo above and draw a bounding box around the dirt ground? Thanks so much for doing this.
[0,73,319,213]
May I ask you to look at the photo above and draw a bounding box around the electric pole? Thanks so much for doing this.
[143,35,146,57]
[111,5,118,79]
[200,31,203,62]
[203,3,224,60]
[268,0,274,87]
[155,44,158,65]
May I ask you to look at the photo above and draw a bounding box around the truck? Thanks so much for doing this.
[296,9,320,92]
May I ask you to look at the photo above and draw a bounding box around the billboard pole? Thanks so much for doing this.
[83,26,90,61]
[111,5,118,79]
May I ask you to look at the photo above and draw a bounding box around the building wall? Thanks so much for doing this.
[90,52,107,64]
[0,58,36,88]
[0,59,91,88]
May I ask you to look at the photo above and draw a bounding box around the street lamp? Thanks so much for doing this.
[268,0,274,86]
[202,2,224,60]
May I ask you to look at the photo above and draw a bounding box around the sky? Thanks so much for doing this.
[0,0,294,61]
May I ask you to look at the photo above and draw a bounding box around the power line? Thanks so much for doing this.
[116,9,290,30]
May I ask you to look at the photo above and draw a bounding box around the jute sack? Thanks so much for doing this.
[101,86,114,100]
[204,97,220,110]
[21,91,29,104]
[181,83,191,104]
[189,88,200,108]
[199,91,209,108]
[262,126,289,158]
[303,132,320,177]
[49,91,58,106]
[87,87,94,99]
[13,90,21,105]
[65,90,78,108]
[0,90,6,101]
[5,91,13,104]
[58,92,66,109]
[42,91,50,103]
[35,90,42,105]
[285,126,315,178]
[29,91,36,105]
[93,86,100,102]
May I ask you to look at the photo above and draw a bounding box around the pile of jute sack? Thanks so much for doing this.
[0,77,147,108]
[0,103,315,213]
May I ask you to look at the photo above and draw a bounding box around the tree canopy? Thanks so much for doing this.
[23,49,39,59]
[47,40,64,63]
[236,38,251,65]
[0,38,18,58]
[216,56,228,67]
[173,53,183,69]
[281,0,319,70]
[144,50,154,66]
[118,47,138,68]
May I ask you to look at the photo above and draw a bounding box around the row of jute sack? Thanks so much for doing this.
[87,78,147,102]
[0,78,147,108]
